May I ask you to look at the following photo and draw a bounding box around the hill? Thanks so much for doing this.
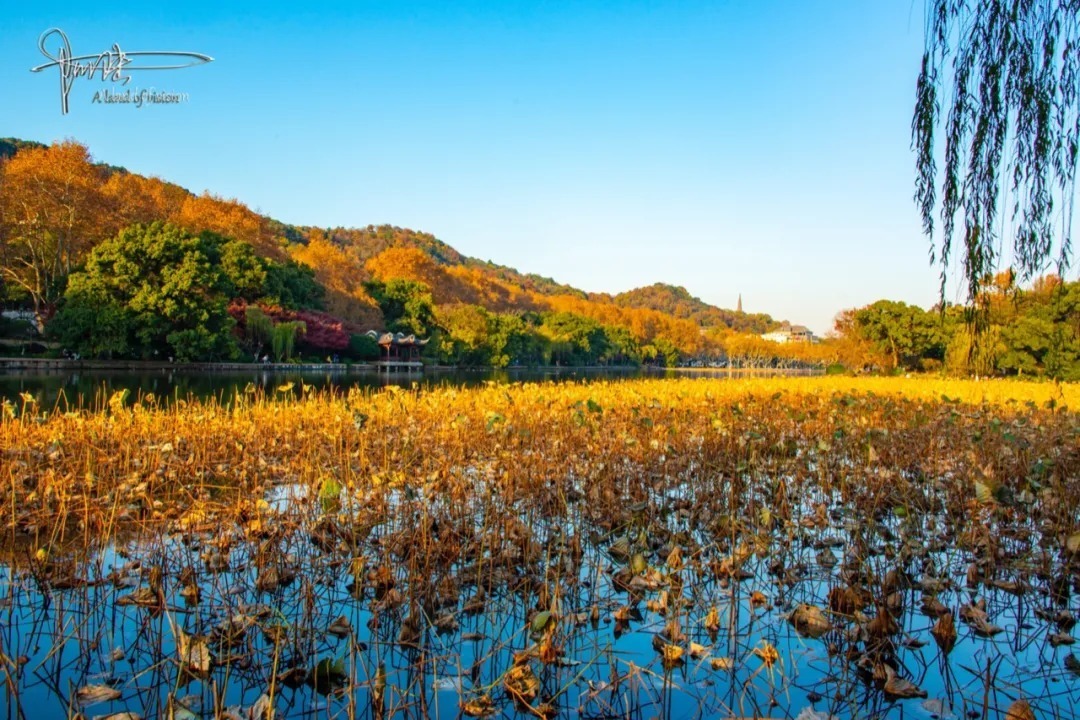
[0,138,46,160]
[0,138,801,366]
[600,283,776,333]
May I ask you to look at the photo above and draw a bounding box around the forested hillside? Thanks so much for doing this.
[5,138,1073,378]
[604,283,776,333]
[0,139,769,366]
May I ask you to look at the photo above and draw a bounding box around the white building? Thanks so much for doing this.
[762,323,814,343]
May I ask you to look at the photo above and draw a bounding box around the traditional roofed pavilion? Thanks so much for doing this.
[365,330,429,369]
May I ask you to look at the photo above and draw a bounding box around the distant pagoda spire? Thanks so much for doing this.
[737,293,743,313]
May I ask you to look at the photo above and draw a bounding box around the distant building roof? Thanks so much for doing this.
[365,330,429,346]
[761,323,814,343]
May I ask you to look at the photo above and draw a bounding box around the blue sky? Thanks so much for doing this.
[2,1,949,334]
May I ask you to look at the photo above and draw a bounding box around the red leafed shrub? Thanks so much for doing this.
[229,300,363,352]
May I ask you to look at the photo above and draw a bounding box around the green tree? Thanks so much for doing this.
[270,321,305,362]
[851,300,947,371]
[436,304,493,365]
[219,238,267,301]
[242,305,274,358]
[263,259,325,309]
[58,222,239,361]
[996,279,1080,379]
[365,278,435,336]
[599,325,641,365]
[539,312,610,365]
[845,276,1078,379]
[49,289,132,358]
[945,322,1004,376]
[488,312,545,367]
[347,333,380,360]
[653,337,681,367]
[997,315,1055,376]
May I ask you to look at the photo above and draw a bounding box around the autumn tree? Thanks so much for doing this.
[827,309,890,372]
[723,333,775,368]
[101,172,187,229]
[174,193,282,260]
[289,233,381,327]
[0,141,115,331]
[366,246,478,305]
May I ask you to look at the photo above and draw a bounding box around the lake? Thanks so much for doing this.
[0,365,819,409]
[3,375,1072,720]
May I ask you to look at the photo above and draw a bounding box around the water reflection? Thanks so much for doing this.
[2,471,1076,720]
[0,366,817,409]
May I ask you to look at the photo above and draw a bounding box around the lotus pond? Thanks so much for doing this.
[0,377,1078,720]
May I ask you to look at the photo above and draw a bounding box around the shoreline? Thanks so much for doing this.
[0,357,369,373]
[0,356,824,375]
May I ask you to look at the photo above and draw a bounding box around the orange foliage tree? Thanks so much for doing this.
[290,233,382,328]
[0,141,118,330]
[542,293,703,355]
[365,246,479,305]
[101,172,188,229]
[174,193,282,261]
[827,309,888,371]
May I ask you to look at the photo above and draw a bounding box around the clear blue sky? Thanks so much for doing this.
[2,1,948,334]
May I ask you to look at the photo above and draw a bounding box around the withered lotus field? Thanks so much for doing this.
[0,377,1078,720]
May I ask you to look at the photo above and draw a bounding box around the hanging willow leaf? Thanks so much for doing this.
[913,0,1080,314]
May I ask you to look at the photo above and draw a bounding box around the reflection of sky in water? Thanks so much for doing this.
[1,474,1077,720]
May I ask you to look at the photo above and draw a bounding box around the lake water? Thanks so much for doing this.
[3,368,1074,720]
[0,366,818,409]
[2,476,1075,720]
